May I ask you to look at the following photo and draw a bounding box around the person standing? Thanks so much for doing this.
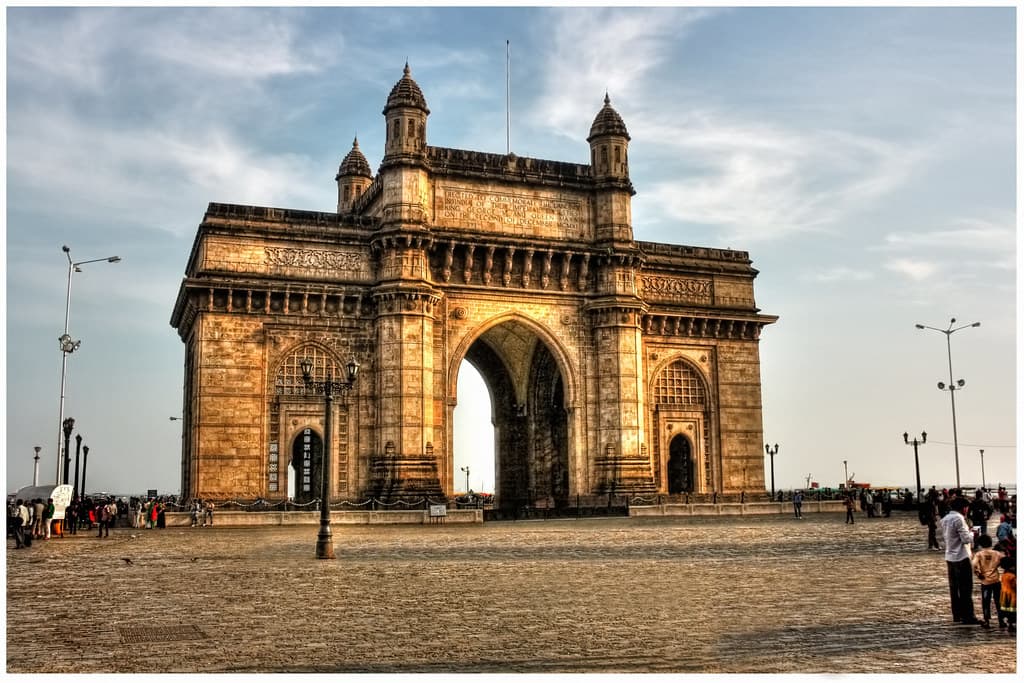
[940,497,982,625]
[32,499,45,539]
[969,491,993,540]
[864,490,875,518]
[42,498,54,540]
[204,500,214,527]
[997,557,1016,633]
[921,489,941,550]
[972,534,1004,628]
[16,499,31,548]
[844,494,856,524]
[792,490,803,519]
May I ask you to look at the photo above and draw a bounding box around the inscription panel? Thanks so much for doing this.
[640,275,713,305]
[435,185,590,239]
[200,237,372,282]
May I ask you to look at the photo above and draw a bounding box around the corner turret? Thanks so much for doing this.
[382,63,429,161]
[335,137,373,213]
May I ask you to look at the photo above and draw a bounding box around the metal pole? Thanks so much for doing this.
[913,441,922,505]
[945,333,962,489]
[316,378,335,560]
[32,446,41,486]
[56,254,74,484]
[843,460,848,488]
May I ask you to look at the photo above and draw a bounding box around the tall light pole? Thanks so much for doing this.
[460,465,471,494]
[903,431,926,503]
[843,460,849,489]
[300,356,359,560]
[764,443,778,501]
[915,318,979,490]
[979,449,985,490]
[32,446,41,486]
[55,245,121,484]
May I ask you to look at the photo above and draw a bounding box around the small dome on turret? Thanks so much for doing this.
[587,93,630,142]
[337,137,372,178]
[383,62,430,114]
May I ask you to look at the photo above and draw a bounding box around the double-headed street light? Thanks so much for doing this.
[903,431,927,503]
[300,356,359,560]
[461,465,471,494]
[764,443,779,501]
[915,318,979,490]
[55,245,121,484]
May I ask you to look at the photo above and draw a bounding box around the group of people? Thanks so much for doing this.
[189,499,215,527]
[938,488,1016,632]
[6,497,55,547]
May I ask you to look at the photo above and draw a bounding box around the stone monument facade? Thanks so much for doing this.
[170,65,777,510]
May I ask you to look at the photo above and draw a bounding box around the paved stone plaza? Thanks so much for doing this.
[5,512,1018,674]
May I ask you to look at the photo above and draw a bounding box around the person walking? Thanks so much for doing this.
[940,497,982,625]
[792,490,803,519]
[844,494,856,524]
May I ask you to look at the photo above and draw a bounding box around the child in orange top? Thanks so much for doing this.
[997,556,1016,632]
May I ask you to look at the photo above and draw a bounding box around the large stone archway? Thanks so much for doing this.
[171,65,777,503]
[453,317,572,513]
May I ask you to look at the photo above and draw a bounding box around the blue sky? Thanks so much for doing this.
[4,5,1018,496]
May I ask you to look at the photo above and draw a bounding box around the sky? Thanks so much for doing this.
[4,4,1019,498]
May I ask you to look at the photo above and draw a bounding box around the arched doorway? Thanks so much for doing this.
[291,427,323,505]
[456,318,571,515]
[667,434,693,494]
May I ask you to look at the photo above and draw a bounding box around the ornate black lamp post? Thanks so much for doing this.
[73,434,83,500]
[903,431,926,503]
[764,443,779,501]
[300,356,359,560]
[81,445,90,500]
[61,417,75,485]
[915,318,979,489]
[461,465,471,494]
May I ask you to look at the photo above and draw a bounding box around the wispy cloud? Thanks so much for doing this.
[884,258,939,281]
[800,266,875,284]
[878,214,1015,252]
[530,7,721,137]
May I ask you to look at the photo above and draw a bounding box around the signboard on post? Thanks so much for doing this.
[147,489,158,499]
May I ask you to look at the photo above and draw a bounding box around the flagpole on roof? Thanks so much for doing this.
[506,39,511,155]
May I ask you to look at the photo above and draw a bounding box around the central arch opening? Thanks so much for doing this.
[453,362,494,495]
[455,320,570,515]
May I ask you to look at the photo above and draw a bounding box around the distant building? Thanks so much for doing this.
[170,65,777,512]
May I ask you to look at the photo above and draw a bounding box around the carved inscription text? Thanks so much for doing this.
[437,186,585,237]
[640,276,713,304]
[265,248,363,272]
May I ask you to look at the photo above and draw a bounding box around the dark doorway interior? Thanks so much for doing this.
[291,427,323,505]
[667,434,693,494]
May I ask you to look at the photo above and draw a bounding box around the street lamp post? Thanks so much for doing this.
[73,434,83,501]
[903,431,927,503]
[55,245,121,484]
[915,318,979,490]
[300,356,359,560]
[843,460,849,488]
[764,443,778,501]
[61,418,74,486]
[461,465,471,494]
[979,449,985,490]
[32,446,41,486]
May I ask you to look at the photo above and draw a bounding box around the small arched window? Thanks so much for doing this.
[275,346,344,396]
[654,360,706,408]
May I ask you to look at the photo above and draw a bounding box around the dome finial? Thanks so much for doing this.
[404,61,410,76]
[604,92,610,106]
[352,136,359,148]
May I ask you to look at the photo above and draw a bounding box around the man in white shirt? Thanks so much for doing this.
[939,496,981,625]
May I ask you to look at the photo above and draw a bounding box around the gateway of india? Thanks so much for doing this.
[170,65,777,512]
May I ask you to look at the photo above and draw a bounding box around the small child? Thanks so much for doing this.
[997,555,1016,633]
[971,535,1004,627]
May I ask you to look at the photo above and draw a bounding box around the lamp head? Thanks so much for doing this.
[83,445,88,455]
[765,443,770,454]
[903,432,909,444]
[971,322,980,328]
[75,434,82,445]
[914,324,924,329]
[921,431,927,443]
[62,417,75,438]
[950,317,956,325]
[956,379,965,387]
[937,382,946,390]
[299,357,313,381]
[774,443,778,451]
[33,446,41,455]
[108,256,121,263]
[346,358,360,385]
[62,245,70,253]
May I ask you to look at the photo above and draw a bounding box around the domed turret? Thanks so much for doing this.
[382,63,429,159]
[587,93,630,182]
[336,137,373,213]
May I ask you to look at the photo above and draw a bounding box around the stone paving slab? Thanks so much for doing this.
[4,513,1018,674]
